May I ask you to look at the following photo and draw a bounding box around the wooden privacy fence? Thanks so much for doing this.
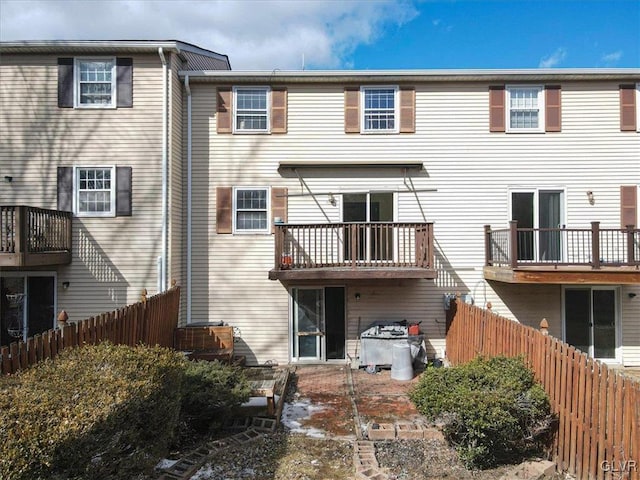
[0,286,181,375]
[446,300,639,480]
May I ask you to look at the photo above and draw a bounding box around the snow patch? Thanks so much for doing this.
[155,458,178,470]
[281,398,327,438]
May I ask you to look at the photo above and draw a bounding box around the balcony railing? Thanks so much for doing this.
[272,222,434,277]
[485,221,639,269]
[0,206,72,267]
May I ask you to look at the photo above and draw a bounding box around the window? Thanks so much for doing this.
[361,86,398,132]
[234,87,270,132]
[506,86,544,132]
[75,167,115,216]
[74,58,116,107]
[233,187,269,233]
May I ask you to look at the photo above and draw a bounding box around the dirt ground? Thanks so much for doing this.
[170,365,564,480]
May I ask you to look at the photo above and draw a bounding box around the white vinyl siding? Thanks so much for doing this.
[187,80,640,366]
[233,86,270,133]
[0,52,177,323]
[506,85,544,132]
[361,86,398,133]
[74,58,116,108]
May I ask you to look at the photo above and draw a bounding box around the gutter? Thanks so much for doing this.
[185,75,192,323]
[158,47,168,292]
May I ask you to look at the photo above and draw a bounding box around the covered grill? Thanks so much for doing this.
[359,321,425,368]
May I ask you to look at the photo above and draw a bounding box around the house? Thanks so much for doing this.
[0,40,230,346]
[179,69,639,367]
[2,40,638,368]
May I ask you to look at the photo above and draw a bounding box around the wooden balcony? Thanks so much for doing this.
[484,221,640,284]
[0,206,72,267]
[269,222,435,281]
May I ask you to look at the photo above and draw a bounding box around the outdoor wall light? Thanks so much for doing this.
[4,176,13,183]
[62,281,70,290]
[328,193,336,206]
[586,191,595,205]
[629,293,637,299]
[355,292,361,301]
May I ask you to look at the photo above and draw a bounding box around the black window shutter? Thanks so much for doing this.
[58,58,74,108]
[116,166,132,216]
[116,58,133,108]
[57,167,73,211]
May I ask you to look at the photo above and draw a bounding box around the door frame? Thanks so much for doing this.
[508,187,566,262]
[288,285,347,363]
[0,271,57,343]
[561,285,621,364]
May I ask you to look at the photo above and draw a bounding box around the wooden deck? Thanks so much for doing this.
[0,206,72,267]
[271,222,435,281]
[484,221,639,284]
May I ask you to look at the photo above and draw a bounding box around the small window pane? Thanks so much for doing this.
[235,188,268,232]
[235,88,268,131]
[77,168,113,215]
[363,88,396,131]
[508,87,541,130]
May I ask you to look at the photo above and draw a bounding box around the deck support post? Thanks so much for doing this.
[591,221,600,269]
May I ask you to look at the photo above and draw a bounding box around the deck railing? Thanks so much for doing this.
[485,221,639,268]
[0,206,72,255]
[273,222,434,271]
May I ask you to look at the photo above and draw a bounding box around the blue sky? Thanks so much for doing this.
[351,0,640,69]
[0,0,638,70]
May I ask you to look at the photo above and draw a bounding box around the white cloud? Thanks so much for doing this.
[0,0,419,69]
[601,50,623,64]
[538,48,567,68]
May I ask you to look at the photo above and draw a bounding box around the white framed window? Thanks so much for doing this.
[506,85,544,133]
[74,58,116,108]
[361,86,399,133]
[75,167,116,217]
[233,87,270,133]
[233,187,270,233]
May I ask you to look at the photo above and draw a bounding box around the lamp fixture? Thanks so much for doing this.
[328,193,336,206]
[629,293,637,299]
[4,176,13,183]
[586,191,595,205]
[62,281,70,290]
[355,292,361,301]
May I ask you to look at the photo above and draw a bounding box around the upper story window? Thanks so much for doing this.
[234,87,270,133]
[233,187,270,233]
[361,86,399,133]
[506,86,545,132]
[75,58,116,108]
[75,167,116,217]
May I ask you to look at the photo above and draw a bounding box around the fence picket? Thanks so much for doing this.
[445,300,639,480]
[0,287,181,375]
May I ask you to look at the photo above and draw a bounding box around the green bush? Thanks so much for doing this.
[0,342,186,480]
[180,360,251,433]
[409,356,554,469]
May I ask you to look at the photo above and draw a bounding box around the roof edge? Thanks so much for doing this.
[180,68,640,82]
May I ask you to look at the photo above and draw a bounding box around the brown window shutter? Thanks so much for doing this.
[399,86,415,133]
[344,87,360,133]
[621,185,637,228]
[545,85,561,132]
[217,88,232,134]
[271,87,287,133]
[620,84,637,132]
[271,187,288,233]
[489,86,506,132]
[216,187,232,233]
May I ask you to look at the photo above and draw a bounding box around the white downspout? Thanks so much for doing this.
[185,75,192,324]
[158,47,168,292]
